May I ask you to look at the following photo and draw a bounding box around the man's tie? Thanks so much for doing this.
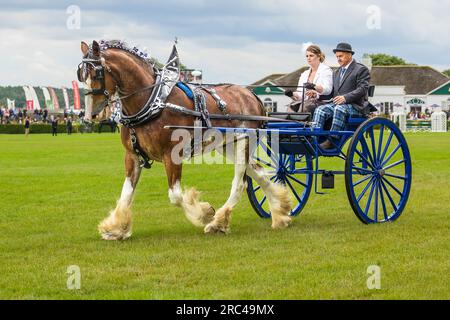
[339,68,346,83]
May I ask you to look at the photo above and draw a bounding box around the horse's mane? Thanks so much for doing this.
[95,39,156,67]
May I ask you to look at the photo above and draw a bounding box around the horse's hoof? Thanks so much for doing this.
[100,231,132,241]
[271,215,292,230]
[101,232,119,241]
[204,222,229,235]
[200,202,215,225]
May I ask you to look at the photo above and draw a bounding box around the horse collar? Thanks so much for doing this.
[119,45,180,128]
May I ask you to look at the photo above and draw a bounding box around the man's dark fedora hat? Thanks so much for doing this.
[333,43,355,55]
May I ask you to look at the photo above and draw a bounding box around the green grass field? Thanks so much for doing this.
[0,131,448,299]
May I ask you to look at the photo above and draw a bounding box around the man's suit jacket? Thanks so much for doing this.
[333,60,371,113]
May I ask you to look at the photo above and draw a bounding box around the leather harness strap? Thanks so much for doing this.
[130,128,153,169]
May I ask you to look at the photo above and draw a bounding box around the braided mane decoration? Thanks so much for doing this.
[93,39,155,66]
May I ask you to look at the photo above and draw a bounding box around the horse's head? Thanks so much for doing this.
[78,40,118,121]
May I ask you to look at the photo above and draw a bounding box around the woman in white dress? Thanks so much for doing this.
[285,45,333,114]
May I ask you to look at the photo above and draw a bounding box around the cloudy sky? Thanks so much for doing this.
[0,0,449,87]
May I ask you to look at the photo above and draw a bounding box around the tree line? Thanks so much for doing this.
[368,54,449,77]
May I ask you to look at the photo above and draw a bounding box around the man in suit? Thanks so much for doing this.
[313,43,370,149]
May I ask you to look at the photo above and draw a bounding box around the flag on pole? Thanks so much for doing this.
[23,86,33,103]
[72,81,81,110]
[23,86,35,110]
[41,87,54,110]
[29,86,41,110]
[48,87,60,110]
[62,86,70,110]
[26,100,34,110]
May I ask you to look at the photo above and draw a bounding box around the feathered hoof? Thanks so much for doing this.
[204,221,229,234]
[100,230,132,241]
[98,218,132,241]
[271,215,292,230]
[204,206,231,234]
[199,202,215,225]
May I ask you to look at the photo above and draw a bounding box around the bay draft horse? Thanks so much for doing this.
[79,40,292,240]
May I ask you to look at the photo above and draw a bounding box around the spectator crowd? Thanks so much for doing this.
[0,107,85,126]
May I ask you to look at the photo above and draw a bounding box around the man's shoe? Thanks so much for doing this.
[319,139,335,149]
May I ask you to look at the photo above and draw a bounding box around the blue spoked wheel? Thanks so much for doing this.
[246,137,313,218]
[345,117,412,223]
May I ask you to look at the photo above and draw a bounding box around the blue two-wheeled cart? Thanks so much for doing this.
[216,113,412,224]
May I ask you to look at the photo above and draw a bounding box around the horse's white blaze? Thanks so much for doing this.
[84,78,93,120]
[168,180,183,206]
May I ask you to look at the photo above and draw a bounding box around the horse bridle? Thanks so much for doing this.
[77,56,162,116]
[77,58,111,115]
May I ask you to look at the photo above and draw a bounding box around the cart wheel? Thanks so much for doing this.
[345,117,412,223]
[247,137,313,218]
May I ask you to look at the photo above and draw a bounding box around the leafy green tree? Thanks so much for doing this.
[442,69,450,77]
[368,53,415,66]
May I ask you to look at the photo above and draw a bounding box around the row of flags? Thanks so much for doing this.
[6,81,81,111]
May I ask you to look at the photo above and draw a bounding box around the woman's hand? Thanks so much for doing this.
[305,90,318,99]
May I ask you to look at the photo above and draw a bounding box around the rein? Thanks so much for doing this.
[111,81,162,103]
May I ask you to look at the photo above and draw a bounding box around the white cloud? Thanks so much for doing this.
[0,0,448,87]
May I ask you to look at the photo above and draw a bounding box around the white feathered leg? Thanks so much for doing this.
[98,153,141,240]
[246,163,292,229]
[204,135,248,234]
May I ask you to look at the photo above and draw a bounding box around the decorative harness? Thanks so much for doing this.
[119,45,181,128]
[77,40,287,169]
[77,41,223,169]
